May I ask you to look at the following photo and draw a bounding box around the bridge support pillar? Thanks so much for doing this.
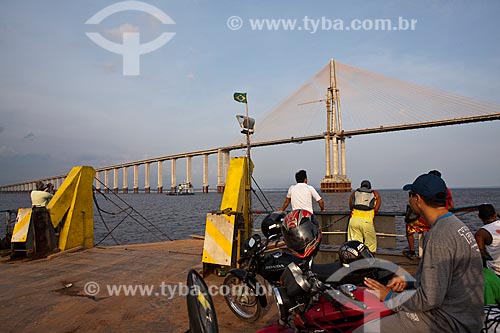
[157,161,163,193]
[186,156,192,185]
[217,149,225,193]
[321,137,351,193]
[133,165,139,194]
[113,168,119,194]
[104,170,110,194]
[122,167,128,193]
[321,59,351,193]
[202,154,209,193]
[95,171,101,193]
[144,163,151,193]
[170,159,177,193]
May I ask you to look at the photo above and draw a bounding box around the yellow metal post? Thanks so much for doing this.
[202,157,253,274]
[11,166,95,254]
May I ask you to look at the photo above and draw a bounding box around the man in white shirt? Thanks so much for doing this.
[30,181,53,207]
[475,203,500,275]
[280,170,325,214]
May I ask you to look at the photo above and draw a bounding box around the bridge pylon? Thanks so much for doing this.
[320,59,351,193]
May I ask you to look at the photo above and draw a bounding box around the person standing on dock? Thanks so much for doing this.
[28,181,57,257]
[279,170,325,214]
[361,173,483,333]
[475,203,500,275]
[347,180,381,252]
[403,169,454,260]
[30,181,53,207]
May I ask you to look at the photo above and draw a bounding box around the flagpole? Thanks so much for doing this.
[245,98,252,237]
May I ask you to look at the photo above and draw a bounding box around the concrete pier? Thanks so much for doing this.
[113,169,119,194]
[171,159,177,193]
[321,59,351,193]
[144,163,151,193]
[104,170,110,194]
[0,239,279,332]
[157,161,163,193]
[122,167,128,193]
[133,165,139,194]
[202,154,209,193]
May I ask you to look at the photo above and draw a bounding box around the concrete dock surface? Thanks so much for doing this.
[0,239,419,333]
[0,239,278,332]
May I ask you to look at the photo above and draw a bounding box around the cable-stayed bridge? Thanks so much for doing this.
[2,60,500,193]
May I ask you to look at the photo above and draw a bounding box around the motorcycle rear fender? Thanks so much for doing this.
[228,269,268,308]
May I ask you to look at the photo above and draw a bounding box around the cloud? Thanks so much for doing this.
[105,23,140,40]
[0,126,4,133]
[0,145,15,156]
[103,63,116,73]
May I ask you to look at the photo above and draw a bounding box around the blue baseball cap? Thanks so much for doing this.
[403,174,447,201]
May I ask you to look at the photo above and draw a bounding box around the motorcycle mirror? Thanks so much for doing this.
[267,234,278,242]
[248,238,256,248]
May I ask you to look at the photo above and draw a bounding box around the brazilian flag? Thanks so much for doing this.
[233,92,247,103]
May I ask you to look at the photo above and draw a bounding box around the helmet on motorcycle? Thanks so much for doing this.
[261,212,285,239]
[339,240,374,267]
[281,209,322,259]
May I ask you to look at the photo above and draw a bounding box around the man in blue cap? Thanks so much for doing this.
[359,173,484,332]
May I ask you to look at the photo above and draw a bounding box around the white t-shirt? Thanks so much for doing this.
[286,183,322,213]
[31,190,53,207]
[481,219,500,275]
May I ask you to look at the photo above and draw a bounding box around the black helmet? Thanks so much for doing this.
[261,212,285,239]
[281,209,322,259]
[339,240,374,267]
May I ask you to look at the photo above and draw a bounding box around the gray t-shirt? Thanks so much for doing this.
[386,213,484,332]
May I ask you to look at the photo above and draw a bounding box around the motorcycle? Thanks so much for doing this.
[223,212,393,323]
[258,259,394,333]
[223,212,303,321]
[186,269,218,333]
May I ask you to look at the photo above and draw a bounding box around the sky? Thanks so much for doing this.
[1,0,499,190]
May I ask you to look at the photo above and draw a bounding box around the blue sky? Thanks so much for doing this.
[1,0,499,189]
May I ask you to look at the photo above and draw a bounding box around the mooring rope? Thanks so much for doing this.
[251,175,275,212]
[93,179,173,244]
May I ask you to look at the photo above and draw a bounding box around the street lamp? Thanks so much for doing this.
[235,115,255,135]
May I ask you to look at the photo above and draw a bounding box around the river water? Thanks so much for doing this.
[1,188,499,249]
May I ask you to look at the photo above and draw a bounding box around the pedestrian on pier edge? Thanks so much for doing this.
[346,180,381,252]
[475,203,500,275]
[360,173,483,333]
[279,170,325,214]
[29,181,57,257]
[30,181,53,207]
[403,169,454,260]
[45,182,55,195]
[472,203,500,306]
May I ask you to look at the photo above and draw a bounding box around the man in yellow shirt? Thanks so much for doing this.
[347,180,381,252]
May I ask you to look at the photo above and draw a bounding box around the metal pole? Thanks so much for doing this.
[245,100,253,239]
[331,59,339,176]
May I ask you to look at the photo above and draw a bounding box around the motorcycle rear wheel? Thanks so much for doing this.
[223,273,262,322]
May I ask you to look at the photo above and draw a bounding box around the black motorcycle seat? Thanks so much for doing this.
[311,261,343,282]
